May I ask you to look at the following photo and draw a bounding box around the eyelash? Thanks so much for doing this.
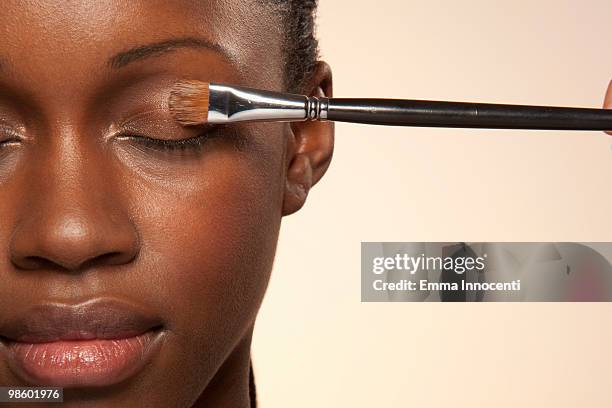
[0,127,221,151]
[119,127,220,151]
[0,128,23,147]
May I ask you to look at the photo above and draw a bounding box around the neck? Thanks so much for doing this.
[192,330,254,408]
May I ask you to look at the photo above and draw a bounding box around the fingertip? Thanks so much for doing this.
[604,80,611,135]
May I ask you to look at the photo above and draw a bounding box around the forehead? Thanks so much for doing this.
[0,0,285,94]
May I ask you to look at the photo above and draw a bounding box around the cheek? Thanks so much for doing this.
[140,158,282,321]
[120,125,285,379]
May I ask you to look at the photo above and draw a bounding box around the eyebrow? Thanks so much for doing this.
[108,37,233,69]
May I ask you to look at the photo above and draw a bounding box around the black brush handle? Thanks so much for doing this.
[325,98,612,130]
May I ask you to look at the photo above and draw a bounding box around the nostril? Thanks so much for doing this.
[81,251,137,270]
[93,252,122,264]
[13,251,137,273]
[17,256,60,271]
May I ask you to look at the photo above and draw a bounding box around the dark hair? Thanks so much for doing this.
[265,0,320,92]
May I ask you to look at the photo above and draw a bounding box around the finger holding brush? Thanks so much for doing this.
[605,79,612,135]
[168,80,612,131]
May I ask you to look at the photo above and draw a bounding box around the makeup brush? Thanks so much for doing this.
[168,80,612,130]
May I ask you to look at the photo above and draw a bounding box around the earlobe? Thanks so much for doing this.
[282,61,335,216]
[282,155,313,215]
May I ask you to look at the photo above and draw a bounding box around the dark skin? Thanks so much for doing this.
[0,1,333,407]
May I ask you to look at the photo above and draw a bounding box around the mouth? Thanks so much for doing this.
[0,298,166,387]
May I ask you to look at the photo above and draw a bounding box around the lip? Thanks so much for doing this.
[0,298,166,387]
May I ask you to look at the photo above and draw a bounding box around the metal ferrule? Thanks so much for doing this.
[208,83,329,124]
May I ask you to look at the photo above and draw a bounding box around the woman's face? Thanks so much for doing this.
[0,1,332,406]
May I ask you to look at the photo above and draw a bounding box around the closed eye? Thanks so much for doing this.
[0,126,24,147]
[114,125,221,152]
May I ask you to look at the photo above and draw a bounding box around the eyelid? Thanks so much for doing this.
[111,109,213,141]
[116,108,176,132]
[0,123,26,142]
[117,109,166,127]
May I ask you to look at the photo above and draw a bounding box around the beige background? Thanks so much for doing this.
[252,0,612,407]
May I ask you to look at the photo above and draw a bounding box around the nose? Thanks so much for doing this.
[9,135,140,273]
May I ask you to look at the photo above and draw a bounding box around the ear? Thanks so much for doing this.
[605,79,612,136]
[282,61,335,216]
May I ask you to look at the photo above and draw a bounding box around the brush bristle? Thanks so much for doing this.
[168,80,210,126]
